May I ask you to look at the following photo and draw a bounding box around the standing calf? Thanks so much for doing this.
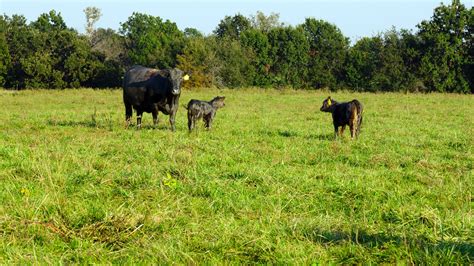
[186,96,226,131]
[320,96,363,139]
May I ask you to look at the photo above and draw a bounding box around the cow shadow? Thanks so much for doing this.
[303,228,473,261]
[46,119,115,130]
[259,130,335,140]
[305,133,334,141]
[258,129,298,138]
[47,119,174,131]
[47,119,99,128]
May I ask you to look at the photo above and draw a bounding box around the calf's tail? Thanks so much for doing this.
[352,100,363,135]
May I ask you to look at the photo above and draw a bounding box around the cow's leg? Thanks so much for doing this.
[169,110,177,132]
[136,108,143,129]
[152,110,158,128]
[124,103,133,128]
[334,124,339,140]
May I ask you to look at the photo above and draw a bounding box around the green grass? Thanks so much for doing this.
[0,88,472,264]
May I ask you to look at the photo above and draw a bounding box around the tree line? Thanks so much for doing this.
[0,0,472,92]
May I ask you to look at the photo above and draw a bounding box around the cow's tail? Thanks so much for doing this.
[182,104,188,110]
[352,99,363,136]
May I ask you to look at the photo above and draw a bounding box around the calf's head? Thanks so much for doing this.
[211,96,226,109]
[320,96,335,112]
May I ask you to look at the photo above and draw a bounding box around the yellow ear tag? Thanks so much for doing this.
[183,74,189,81]
[327,98,332,106]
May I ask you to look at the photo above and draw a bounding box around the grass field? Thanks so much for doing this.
[0,88,472,264]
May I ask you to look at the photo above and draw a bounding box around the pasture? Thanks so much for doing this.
[0,88,472,263]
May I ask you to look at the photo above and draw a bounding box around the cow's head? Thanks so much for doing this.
[320,96,335,112]
[168,68,189,95]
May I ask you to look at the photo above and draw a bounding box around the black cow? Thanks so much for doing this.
[123,65,187,131]
[320,96,363,139]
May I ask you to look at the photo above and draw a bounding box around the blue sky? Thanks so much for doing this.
[1,0,472,42]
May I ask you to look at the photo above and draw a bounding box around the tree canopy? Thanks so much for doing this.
[0,1,472,92]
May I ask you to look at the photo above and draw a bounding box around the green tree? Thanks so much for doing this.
[0,16,11,87]
[214,14,251,39]
[120,12,185,68]
[399,29,424,92]
[3,15,35,88]
[183,27,203,38]
[177,36,220,88]
[31,10,67,32]
[215,37,255,88]
[371,29,409,91]
[20,51,66,88]
[345,36,383,91]
[267,26,309,88]
[464,6,473,92]
[417,0,471,92]
[301,18,349,89]
[30,11,95,88]
[240,28,272,86]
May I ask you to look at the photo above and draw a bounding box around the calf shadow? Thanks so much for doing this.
[259,129,299,138]
[259,130,334,141]
[278,130,298,138]
[305,133,334,141]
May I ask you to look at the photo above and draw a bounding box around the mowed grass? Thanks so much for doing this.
[0,88,472,264]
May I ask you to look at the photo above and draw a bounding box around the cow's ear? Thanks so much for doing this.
[183,74,190,81]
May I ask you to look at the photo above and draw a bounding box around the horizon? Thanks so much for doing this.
[2,0,472,42]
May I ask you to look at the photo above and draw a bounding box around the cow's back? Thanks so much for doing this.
[123,66,160,106]
[123,65,160,87]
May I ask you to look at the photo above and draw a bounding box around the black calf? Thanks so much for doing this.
[186,96,226,131]
[320,96,363,139]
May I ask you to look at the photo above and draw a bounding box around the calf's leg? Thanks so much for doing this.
[340,125,346,137]
[204,114,213,129]
[187,112,193,131]
[350,114,358,139]
[333,124,339,140]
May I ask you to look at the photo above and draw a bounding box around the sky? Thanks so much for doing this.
[1,0,472,42]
